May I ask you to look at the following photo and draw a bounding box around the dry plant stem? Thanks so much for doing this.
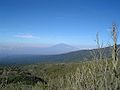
[111,24,118,76]
[90,32,105,61]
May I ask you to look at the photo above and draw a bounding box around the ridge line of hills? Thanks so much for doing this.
[0,45,119,65]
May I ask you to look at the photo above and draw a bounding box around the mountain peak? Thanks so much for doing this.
[53,43,73,47]
[0,43,78,55]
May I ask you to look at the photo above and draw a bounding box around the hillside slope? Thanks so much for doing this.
[0,45,119,65]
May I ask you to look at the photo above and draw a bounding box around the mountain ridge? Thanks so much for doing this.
[1,44,119,65]
[0,43,78,55]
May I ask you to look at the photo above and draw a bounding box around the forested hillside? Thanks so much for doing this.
[0,45,119,65]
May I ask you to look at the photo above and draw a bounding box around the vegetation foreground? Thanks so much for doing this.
[0,59,120,90]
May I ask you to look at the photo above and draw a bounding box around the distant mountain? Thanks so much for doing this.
[0,45,119,65]
[0,43,78,55]
[43,43,78,54]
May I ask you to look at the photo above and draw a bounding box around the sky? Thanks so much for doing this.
[0,0,120,49]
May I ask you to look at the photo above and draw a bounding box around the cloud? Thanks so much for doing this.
[15,34,34,39]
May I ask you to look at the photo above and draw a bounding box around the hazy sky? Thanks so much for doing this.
[0,0,120,48]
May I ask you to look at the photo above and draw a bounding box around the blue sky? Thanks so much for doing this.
[0,0,120,48]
